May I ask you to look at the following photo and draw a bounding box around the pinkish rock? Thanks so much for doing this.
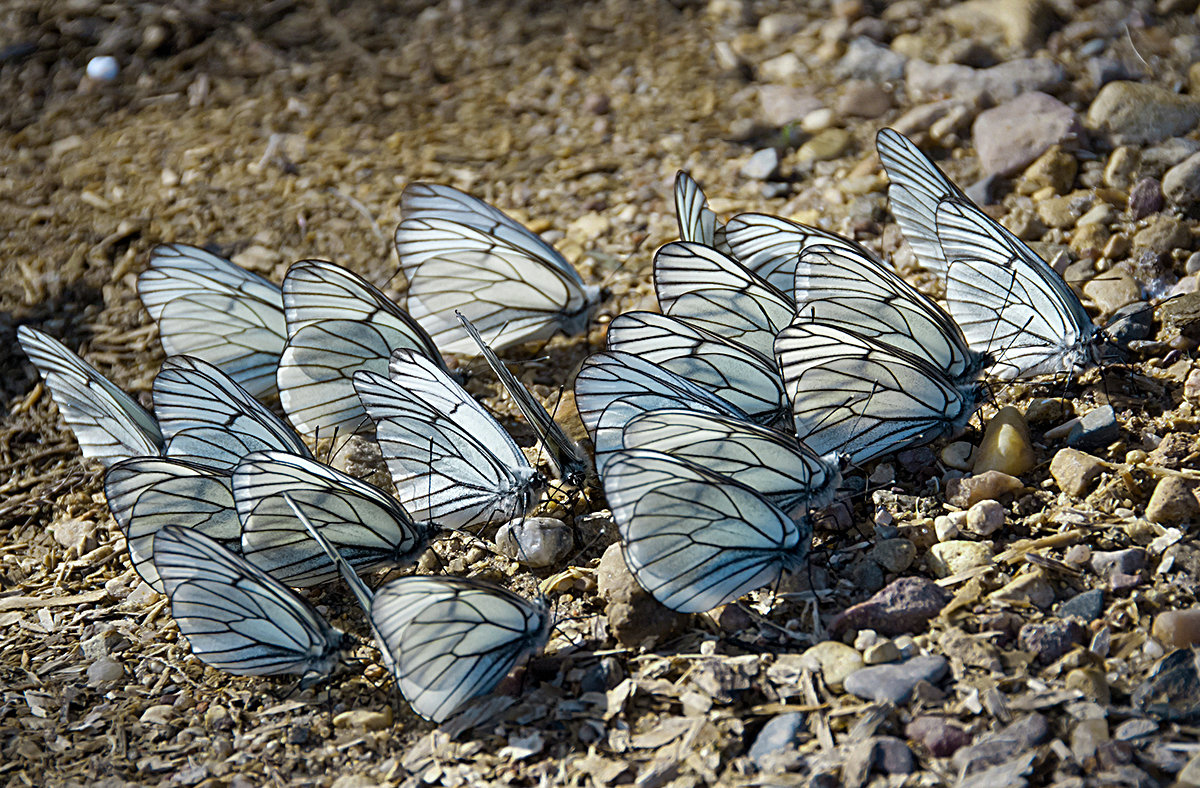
[907,716,973,757]
[973,92,1082,175]
[830,576,949,638]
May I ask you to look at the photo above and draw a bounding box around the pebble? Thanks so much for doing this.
[1128,177,1164,221]
[1066,667,1111,705]
[140,704,175,725]
[582,92,610,115]
[1133,214,1191,258]
[953,714,1048,774]
[1071,718,1109,762]
[331,435,391,491]
[1049,448,1106,496]
[843,655,948,704]
[829,576,949,637]
[204,705,230,730]
[1106,301,1154,349]
[1065,406,1119,449]
[82,629,124,660]
[86,657,124,685]
[942,0,1055,50]
[796,128,851,162]
[837,80,892,118]
[757,11,805,40]
[741,148,780,180]
[863,640,902,665]
[1188,367,1200,399]
[964,500,1005,537]
[1144,476,1200,526]
[874,736,916,775]
[990,570,1054,609]
[973,92,1081,176]
[973,406,1035,476]
[1091,548,1145,578]
[1083,268,1140,315]
[1164,152,1200,207]
[1142,137,1200,173]
[1152,609,1200,649]
[944,470,1024,508]
[50,518,97,554]
[1058,589,1104,621]
[906,716,972,757]
[867,538,916,573]
[333,707,392,731]
[801,107,836,133]
[86,55,119,82]
[757,86,822,128]
[1019,619,1086,664]
[1025,398,1073,424]
[1022,144,1077,194]
[798,641,864,690]
[836,36,908,81]
[596,543,688,648]
[906,57,1065,105]
[1114,718,1157,741]
[495,517,573,568]
[928,541,994,578]
[1133,647,1200,721]
[941,441,974,471]
[1086,81,1200,145]
[748,712,806,768]
[934,513,962,541]
[940,628,1002,672]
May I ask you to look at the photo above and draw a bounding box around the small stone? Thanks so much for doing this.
[757,86,823,128]
[50,518,97,554]
[973,406,1035,476]
[1059,589,1104,621]
[868,539,916,573]
[140,704,175,726]
[1128,177,1165,220]
[973,92,1082,176]
[796,128,851,162]
[830,576,949,637]
[990,569,1054,609]
[945,470,1024,508]
[1077,202,1118,227]
[82,629,124,660]
[1049,448,1106,496]
[204,704,232,731]
[1152,609,1200,649]
[953,714,1048,774]
[874,736,915,774]
[1144,476,1200,526]
[929,540,994,577]
[907,716,972,757]
[1091,548,1146,578]
[1083,268,1139,315]
[1071,718,1110,763]
[1164,152,1200,207]
[1036,195,1082,228]
[1086,81,1200,145]
[1019,619,1086,664]
[941,441,974,471]
[330,435,391,491]
[801,107,836,133]
[1025,398,1073,424]
[1133,214,1191,257]
[906,58,1065,105]
[1066,667,1111,705]
[86,657,124,685]
[798,641,865,690]
[494,517,572,568]
[333,707,392,731]
[582,92,610,115]
[934,515,961,541]
[1157,292,1200,340]
[741,148,780,180]
[1104,146,1140,189]
[942,0,1056,50]
[837,35,908,81]
[757,11,806,40]
[597,543,688,647]
[863,641,902,665]
[1114,718,1157,741]
[748,712,806,768]
[1133,647,1200,721]
[964,500,1005,537]
[230,243,279,274]
[940,628,1003,672]
[1106,301,1154,349]
[1021,144,1077,194]
[843,655,948,704]
[1066,406,1119,449]
[837,81,892,118]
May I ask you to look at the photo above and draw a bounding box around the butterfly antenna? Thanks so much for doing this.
[597,235,647,293]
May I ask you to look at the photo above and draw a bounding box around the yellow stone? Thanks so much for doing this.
[973,406,1036,476]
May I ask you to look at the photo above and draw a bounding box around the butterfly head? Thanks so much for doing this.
[782,513,815,575]
[298,628,351,689]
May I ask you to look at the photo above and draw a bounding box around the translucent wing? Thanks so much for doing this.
[724,212,886,293]
[938,198,1104,380]
[876,128,968,274]
[277,260,445,437]
[621,409,841,514]
[234,450,432,587]
[458,314,591,486]
[654,241,795,358]
[794,244,986,381]
[17,326,163,465]
[604,311,788,426]
[674,171,729,253]
[104,457,238,591]
[152,525,344,685]
[602,448,811,614]
[775,321,982,465]
[370,575,551,722]
[354,355,543,529]
[137,244,287,398]
[153,355,311,468]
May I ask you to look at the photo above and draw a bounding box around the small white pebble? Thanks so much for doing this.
[853,629,879,651]
[934,515,960,542]
[86,55,119,81]
[965,500,1005,536]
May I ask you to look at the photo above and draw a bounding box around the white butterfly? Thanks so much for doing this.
[654,241,795,358]
[17,326,163,465]
[674,171,728,253]
[152,525,346,687]
[354,351,545,529]
[603,448,813,613]
[939,198,1110,380]
[395,183,603,353]
[234,450,434,587]
[277,259,446,437]
[104,457,238,591]
[153,355,311,468]
[286,495,552,723]
[138,244,287,398]
[775,321,984,465]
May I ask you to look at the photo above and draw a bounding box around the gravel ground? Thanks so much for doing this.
[4,1,1200,786]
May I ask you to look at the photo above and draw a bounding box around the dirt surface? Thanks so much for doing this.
[5,0,1200,786]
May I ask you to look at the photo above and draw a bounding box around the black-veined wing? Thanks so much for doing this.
[876,128,969,274]
[17,326,163,465]
[354,353,545,529]
[602,448,812,614]
[604,311,788,426]
[371,575,552,722]
[104,457,238,591]
[457,314,591,486]
[152,355,311,468]
[151,525,345,686]
[653,241,795,358]
[620,409,841,515]
[724,212,886,294]
[234,450,433,587]
[794,244,987,381]
[674,171,729,253]
[775,321,984,465]
[137,244,287,398]
[938,198,1106,380]
[277,259,445,437]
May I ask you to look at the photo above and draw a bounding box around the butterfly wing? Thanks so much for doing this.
[17,326,163,465]
[137,244,287,398]
[724,212,886,293]
[674,171,729,253]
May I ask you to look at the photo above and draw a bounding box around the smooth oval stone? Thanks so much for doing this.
[974,406,1036,476]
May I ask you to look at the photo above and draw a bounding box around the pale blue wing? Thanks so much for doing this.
[674,171,729,254]
[724,212,885,293]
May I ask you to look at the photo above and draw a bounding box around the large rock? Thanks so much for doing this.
[596,543,688,647]
[973,92,1081,176]
[1086,82,1200,145]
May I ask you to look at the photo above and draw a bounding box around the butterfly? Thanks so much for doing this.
[153,355,312,468]
[104,457,238,591]
[354,350,545,529]
[939,198,1111,380]
[17,326,163,465]
[619,409,842,516]
[602,448,813,613]
[137,244,287,398]
[724,212,888,294]
[604,311,789,427]
[457,314,591,487]
[233,450,434,587]
[151,524,346,687]
[875,127,969,274]
[775,321,985,465]
[794,243,990,383]
[653,241,795,358]
[674,171,728,253]
[394,183,603,353]
[277,259,446,437]
[285,495,553,722]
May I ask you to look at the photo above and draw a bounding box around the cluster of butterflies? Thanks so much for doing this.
[17,128,1120,723]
